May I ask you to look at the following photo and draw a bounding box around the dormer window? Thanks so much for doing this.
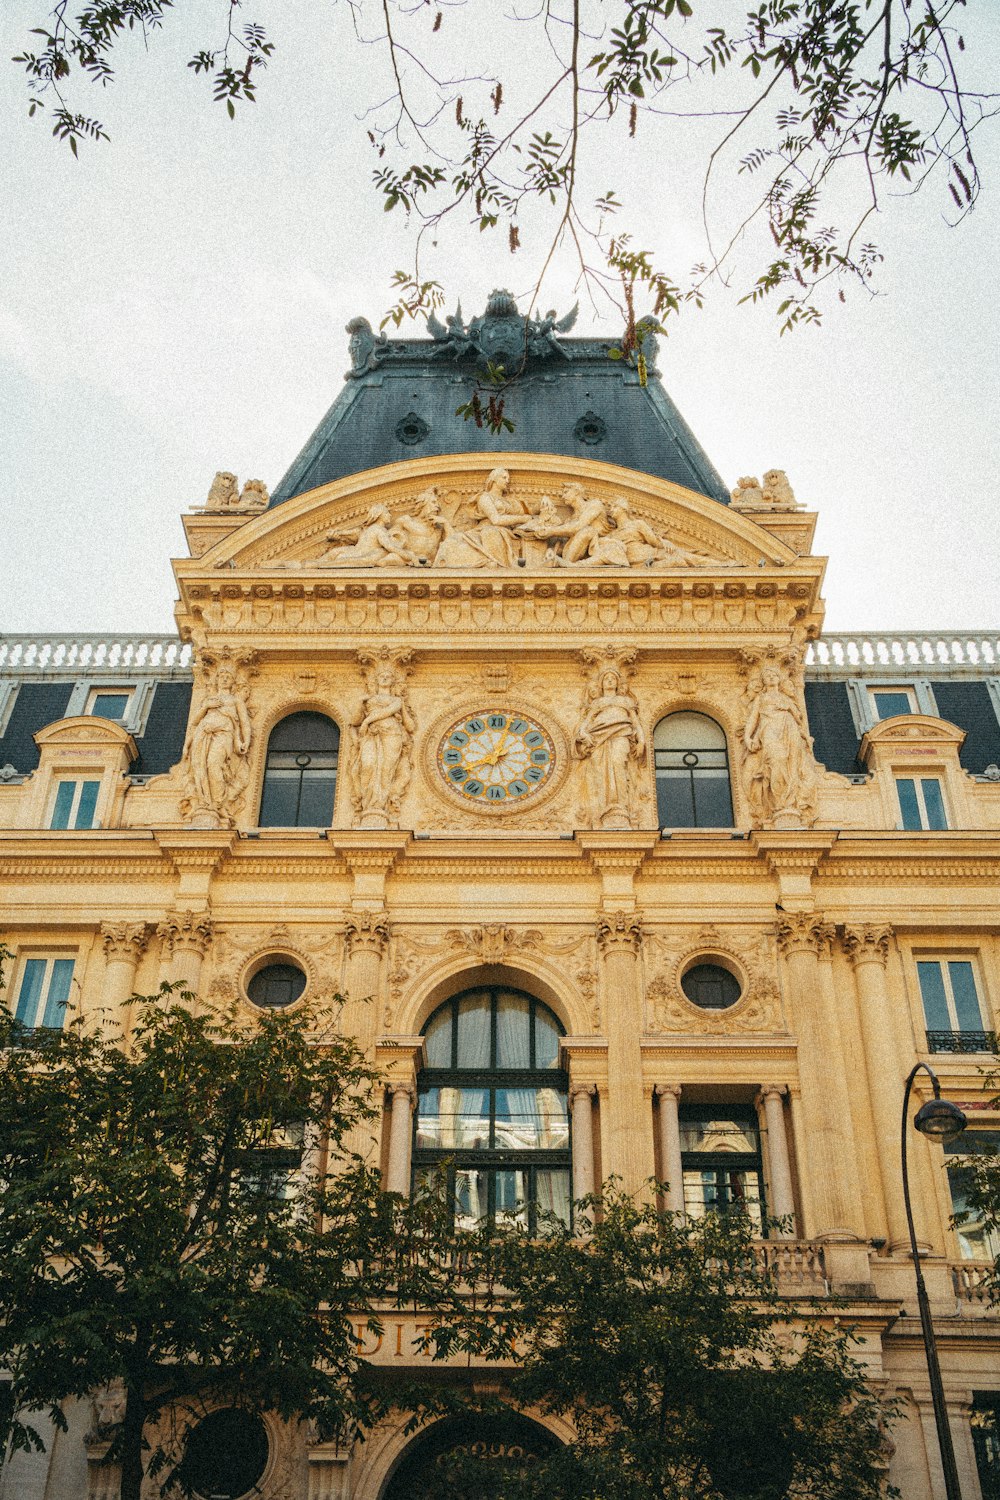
[870,687,918,719]
[85,687,132,721]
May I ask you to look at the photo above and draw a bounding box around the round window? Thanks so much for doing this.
[681,962,741,1011]
[180,1408,268,1500]
[246,961,307,1010]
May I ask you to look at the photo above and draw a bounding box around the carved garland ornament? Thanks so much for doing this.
[646,925,784,1034]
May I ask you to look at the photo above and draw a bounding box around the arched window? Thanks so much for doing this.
[258,712,339,828]
[654,712,733,829]
[413,986,571,1232]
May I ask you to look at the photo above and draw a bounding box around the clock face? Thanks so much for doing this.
[437,711,556,805]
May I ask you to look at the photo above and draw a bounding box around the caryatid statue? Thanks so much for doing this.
[574,653,646,830]
[348,651,416,829]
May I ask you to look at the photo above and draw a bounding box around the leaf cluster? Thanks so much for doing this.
[0,980,461,1487]
[430,1186,898,1499]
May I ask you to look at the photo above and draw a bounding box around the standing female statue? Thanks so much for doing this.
[182,662,252,825]
[574,666,646,829]
[350,658,416,828]
[742,659,818,826]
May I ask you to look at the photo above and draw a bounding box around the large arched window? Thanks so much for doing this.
[413,986,571,1232]
[258,712,339,828]
[654,712,733,829]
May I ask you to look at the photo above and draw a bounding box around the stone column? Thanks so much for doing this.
[758,1085,796,1236]
[654,1084,684,1216]
[570,1084,596,1205]
[384,1084,415,1195]
[776,913,860,1241]
[596,912,653,1196]
[343,910,391,1056]
[156,909,213,1001]
[843,923,911,1251]
[99,922,150,1038]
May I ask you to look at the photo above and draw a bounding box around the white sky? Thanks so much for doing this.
[2,2,998,636]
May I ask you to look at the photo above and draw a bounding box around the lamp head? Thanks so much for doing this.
[914,1097,967,1142]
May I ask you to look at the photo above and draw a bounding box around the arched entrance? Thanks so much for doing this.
[381,1411,560,1499]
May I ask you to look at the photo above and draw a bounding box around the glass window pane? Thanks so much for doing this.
[42,959,74,1028]
[535,1168,572,1230]
[534,1008,560,1068]
[692,769,734,828]
[873,690,913,718]
[495,993,531,1068]
[917,961,950,1030]
[683,1168,762,1232]
[921,779,948,830]
[423,1007,452,1067]
[15,959,46,1025]
[415,1088,442,1149]
[680,1114,759,1154]
[91,693,129,719]
[455,1088,490,1149]
[258,771,303,827]
[456,993,491,1068]
[949,962,984,1031]
[495,1168,529,1227]
[657,771,697,829]
[267,712,340,755]
[296,772,337,828]
[537,1087,569,1148]
[896,778,921,830]
[455,1167,489,1230]
[75,781,100,829]
[49,781,75,829]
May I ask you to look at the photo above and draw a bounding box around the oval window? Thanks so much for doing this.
[681,962,741,1011]
[246,961,307,1010]
[179,1408,268,1500]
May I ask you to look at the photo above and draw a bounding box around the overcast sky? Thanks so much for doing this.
[2,3,998,637]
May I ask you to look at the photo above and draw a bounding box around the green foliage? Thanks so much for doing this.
[949,1070,1000,1303]
[432,1186,898,1499]
[0,965,458,1498]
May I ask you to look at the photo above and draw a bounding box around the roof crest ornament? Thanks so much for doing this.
[424,287,579,369]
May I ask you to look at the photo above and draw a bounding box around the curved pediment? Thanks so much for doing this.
[188,455,801,576]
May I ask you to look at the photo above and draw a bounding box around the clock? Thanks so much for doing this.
[436,710,556,805]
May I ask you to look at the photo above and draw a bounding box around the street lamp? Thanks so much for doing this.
[901,1061,967,1500]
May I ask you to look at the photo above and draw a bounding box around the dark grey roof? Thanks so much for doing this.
[271,295,729,506]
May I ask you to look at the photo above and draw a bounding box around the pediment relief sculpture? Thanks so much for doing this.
[739,648,819,828]
[272,471,736,573]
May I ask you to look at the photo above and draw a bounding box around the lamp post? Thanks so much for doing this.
[901,1061,967,1500]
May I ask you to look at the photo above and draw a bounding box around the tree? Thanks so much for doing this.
[0,968,455,1500]
[12,2,1000,343]
[429,1186,897,1499]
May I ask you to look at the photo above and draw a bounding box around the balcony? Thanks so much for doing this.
[926,1030,999,1055]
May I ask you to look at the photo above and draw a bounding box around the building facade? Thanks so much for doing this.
[2,293,999,1499]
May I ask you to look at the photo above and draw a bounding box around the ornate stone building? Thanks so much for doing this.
[2,292,1000,1498]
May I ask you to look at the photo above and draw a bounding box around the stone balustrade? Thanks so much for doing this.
[753,1239,829,1294]
[807,632,1000,675]
[951,1260,995,1305]
[0,634,192,674]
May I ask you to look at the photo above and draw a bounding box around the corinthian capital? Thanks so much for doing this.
[776,912,835,958]
[101,921,151,961]
[345,909,391,957]
[156,909,214,957]
[596,911,643,955]
[842,923,894,968]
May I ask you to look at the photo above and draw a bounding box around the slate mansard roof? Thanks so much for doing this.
[270,292,731,506]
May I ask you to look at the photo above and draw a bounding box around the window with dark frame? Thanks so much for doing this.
[972,1392,1000,1500]
[654,712,734,829]
[679,1104,764,1233]
[413,986,571,1234]
[258,712,340,828]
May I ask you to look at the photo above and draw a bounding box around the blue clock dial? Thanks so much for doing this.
[436,711,556,806]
